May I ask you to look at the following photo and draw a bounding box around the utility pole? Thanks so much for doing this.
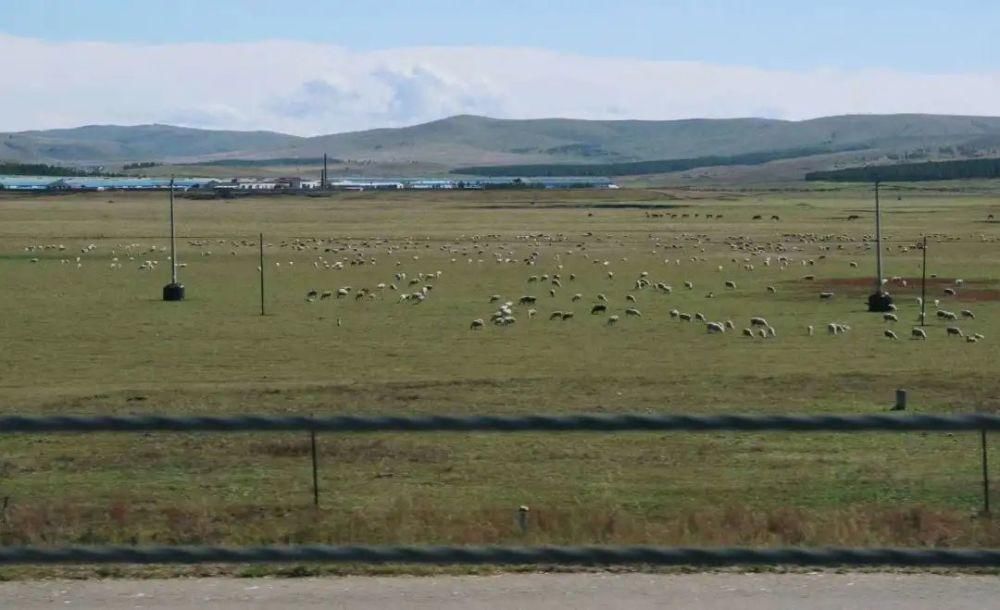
[322,153,328,190]
[867,180,893,312]
[162,176,185,301]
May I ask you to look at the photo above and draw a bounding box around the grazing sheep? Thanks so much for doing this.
[750,317,769,327]
[849,261,858,268]
[679,313,692,321]
[827,323,841,335]
[607,315,620,326]
[528,309,537,319]
[306,290,318,301]
[489,294,502,303]
[725,320,735,330]
[966,336,979,343]
[706,322,726,334]
[944,287,956,296]
[807,325,814,336]
[974,333,985,340]
[884,329,898,339]
[819,292,835,300]
[961,309,975,319]
[694,312,706,322]
[724,280,737,289]
[561,312,575,321]
[625,308,642,317]
[549,311,564,320]
[684,281,694,289]
[947,326,963,337]
[742,328,754,337]
[803,275,815,281]
[597,293,608,302]
[955,279,964,286]
[912,328,928,340]
[519,296,537,305]
[758,328,768,338]
[883,313,898,322]
[766,285,776,293]
[572,293,583,302]
[766,326,777,338]
[937,310,958,321]
[470,319,485,330]
[591,303,608,314]
[626,294,637,303]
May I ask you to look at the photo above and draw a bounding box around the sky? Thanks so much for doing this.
[1,0,999,134]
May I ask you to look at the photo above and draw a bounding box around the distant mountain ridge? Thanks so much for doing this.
[4,114,1000,176]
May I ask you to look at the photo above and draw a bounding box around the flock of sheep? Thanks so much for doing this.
[20,226,993,347]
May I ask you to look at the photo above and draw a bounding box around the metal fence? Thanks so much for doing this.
[1,412,997,567]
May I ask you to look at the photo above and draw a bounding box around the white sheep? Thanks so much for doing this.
[742,328,754,337]
[807,325,814,336]
[947,326,963,337]
[750,317,768,327]
[724,280,737,289]
[669,309,680,319]
[470,319,485,330]
[625,308,642,317]
[911,327,928,340]
[884,329,898,340]
[706,322,726,334]
[607,315,620,326]
[883,313,898,322]
[819,292,835,299]
[961,309,975,319]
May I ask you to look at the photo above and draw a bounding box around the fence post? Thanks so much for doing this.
[259,232,266,316]
[311,429,320,508]
[982,429,991,516]
[893,389,907,411]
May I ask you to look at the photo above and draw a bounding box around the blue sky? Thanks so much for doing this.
[3,0,998,71]
[1,1,998,133]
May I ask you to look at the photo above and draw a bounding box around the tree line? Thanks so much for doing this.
[452,146,861,177]
[805,158,1000,182]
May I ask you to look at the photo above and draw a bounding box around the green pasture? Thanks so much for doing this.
[1,185,999,558]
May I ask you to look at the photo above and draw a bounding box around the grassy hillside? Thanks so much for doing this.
[4,114,1000,177]
[0,124,302,165]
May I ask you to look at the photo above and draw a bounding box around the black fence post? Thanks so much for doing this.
[310,429,320,508]
[982,429,991,516]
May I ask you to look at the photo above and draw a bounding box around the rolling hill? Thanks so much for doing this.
[4,114,1000,180]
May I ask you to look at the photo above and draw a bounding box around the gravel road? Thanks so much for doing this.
[2,572,998,609]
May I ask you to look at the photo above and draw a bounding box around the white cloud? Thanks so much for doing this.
[1,34,999,134]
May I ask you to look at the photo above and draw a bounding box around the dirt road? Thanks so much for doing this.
[2,572,997,609]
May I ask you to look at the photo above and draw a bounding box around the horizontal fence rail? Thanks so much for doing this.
[1,545,1000,567]
[1,413,999,434]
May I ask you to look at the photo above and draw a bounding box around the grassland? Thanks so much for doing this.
[1,185,1000,573]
